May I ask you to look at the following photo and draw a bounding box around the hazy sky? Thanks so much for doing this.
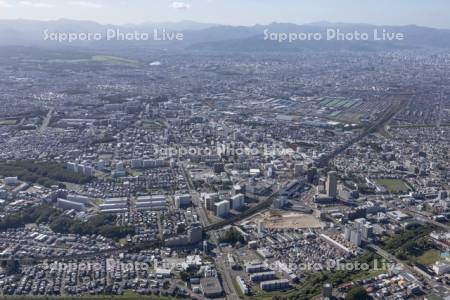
[0,0,449,28]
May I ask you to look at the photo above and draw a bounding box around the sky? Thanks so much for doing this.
[0,0,450,29]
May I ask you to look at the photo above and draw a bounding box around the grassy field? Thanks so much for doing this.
[49,55,138,67]
[0,119,18,125]
[380,224,439,266]
[375,178,412,194]
[414,249,442,266]
[92,55,138,66]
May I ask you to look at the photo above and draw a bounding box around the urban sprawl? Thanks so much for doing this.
[0,49,449,300]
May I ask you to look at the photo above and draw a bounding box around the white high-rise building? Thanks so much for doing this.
[215,200,230,218]
[350,229,362,246]
[257,221,265,237]
[231,194,245,210]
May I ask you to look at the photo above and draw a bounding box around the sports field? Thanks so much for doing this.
[375,178,412,194]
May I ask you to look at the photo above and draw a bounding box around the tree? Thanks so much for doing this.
[180,271,190,282]
[163,281,171,290]
[177,223,186,234]
[221,228,244,244]
[5,258,20,275]
[345,286,371,300]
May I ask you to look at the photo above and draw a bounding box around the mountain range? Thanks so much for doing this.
[1,19,450,52]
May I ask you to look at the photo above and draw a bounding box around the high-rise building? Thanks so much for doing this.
[175,194,192,209]
[203,240,209,254]
[294,163,304,177]
[257,220,265,237]
[231,194,245,210]
[343,227,351,240]
[326,171,338,199]
[323,283,333,298]
[215,200,230,218]
[306,167,317,183]
[205,193,218,211]
[350,229,362,246]
[188,223,203,244]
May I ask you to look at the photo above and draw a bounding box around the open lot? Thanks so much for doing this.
[253,211,322,229]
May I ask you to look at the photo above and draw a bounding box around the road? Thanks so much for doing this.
[317,97,406,168]
[382,196,450,232]
[404,209,450,232]
[182,163,239,299]
[39,107,54,132]
[210,231,240,300]
[181,163,211,227]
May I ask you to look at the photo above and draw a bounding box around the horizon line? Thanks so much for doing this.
[0,17,449,31]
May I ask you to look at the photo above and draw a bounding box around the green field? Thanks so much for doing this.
[375,178,412,194]
[414,249,442,266]
[0,119,18,125]
[92,55,138,66]
[49,55,138,67]
[380,224,438,265]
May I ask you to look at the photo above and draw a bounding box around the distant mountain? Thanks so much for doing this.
[133,20,219,31]
[0,19,450,52]
[184,22,450,52]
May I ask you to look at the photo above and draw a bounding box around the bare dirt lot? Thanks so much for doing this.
[253,211,323,229]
